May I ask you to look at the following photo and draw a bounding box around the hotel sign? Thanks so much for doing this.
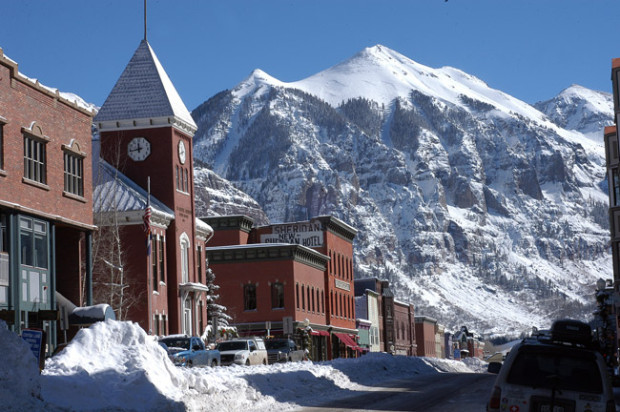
[260,220,324,247]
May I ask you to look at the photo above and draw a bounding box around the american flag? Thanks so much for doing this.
[143,198,152,256]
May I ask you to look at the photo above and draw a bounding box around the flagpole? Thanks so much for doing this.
[147,176,152,334]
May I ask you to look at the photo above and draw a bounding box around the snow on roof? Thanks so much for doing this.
[69,304,116,325]
[0,48,96,114]
[94,40,197,133]
[195,217,214,240]
[93,159,174,218]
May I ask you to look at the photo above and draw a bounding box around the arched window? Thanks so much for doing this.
[180,233,190,283]
[301,285,305,310]
[271,282,284,309]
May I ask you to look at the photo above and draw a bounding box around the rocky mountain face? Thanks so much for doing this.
[191,45,613,336]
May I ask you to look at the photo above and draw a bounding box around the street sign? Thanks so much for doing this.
[22,328,45,371]
[283,316,293,335]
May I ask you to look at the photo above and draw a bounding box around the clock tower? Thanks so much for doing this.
[94,39,208,335]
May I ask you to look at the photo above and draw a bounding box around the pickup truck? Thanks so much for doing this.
[265,338,306,364]
[217,337,268,366]
[159,335,220,367]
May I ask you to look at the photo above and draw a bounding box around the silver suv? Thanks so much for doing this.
[487,319,614,412]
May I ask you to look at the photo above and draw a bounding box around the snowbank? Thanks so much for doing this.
[0,320,485,411]
[42,319,186,411]
[0,320,46,412]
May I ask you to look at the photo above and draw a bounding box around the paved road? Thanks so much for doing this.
[296,372,497,412]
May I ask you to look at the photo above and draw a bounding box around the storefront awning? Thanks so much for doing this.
[333,332,358,348]
[310,330,330,337]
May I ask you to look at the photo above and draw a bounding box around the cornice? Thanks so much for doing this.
[206,244,328,271]
[96,115,197,136]
[314,216,357,242]
[201,215,254,233]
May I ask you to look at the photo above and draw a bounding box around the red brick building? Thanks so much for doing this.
[204,215,358,360]
[93,39,212,336]
[415,316,437,357]
[0,47,96,352]
[394,299,416,355]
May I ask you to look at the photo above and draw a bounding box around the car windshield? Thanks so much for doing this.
[217,341,247,351]
[265,340,289,350]
[507,346,603,393]
[159,338,190,350]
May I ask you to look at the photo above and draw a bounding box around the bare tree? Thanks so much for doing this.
[91,133,144,320]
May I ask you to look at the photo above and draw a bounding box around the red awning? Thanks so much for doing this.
[334,332,357,348]
[310,330,330,336]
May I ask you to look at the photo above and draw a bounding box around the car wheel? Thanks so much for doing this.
[211,359,218,368]
[263,359,267,365]
[245,359,250,366]
[187,360,193,368]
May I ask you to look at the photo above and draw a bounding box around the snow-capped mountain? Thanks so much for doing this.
[191,45,613,336]
[534,85,613,141]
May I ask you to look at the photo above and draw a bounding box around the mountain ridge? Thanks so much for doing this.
[192,44,613,336]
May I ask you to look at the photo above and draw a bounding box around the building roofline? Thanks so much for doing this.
[206,243,328,271]
[200,215,254,234]
[0,47,95,118]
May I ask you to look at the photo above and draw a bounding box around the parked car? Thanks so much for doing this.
[159,335,220,367]
[265,338,306,364]
[487,319,614,412]
[217,337,268,366]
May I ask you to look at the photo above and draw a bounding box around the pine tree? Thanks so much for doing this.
[204,266,232,342]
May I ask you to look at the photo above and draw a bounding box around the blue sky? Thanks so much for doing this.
[1,1,619,111]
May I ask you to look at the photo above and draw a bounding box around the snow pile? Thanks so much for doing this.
[42,320,186,411]
[2,320,485,411]
[179,352,479,411]
[0,320,46,412]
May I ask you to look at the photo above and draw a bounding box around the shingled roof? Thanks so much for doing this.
[94,40,197,134]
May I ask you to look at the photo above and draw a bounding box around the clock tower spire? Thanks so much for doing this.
[94,39,206,336]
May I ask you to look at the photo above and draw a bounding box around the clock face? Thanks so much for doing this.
[178,140,186,165]
[128,137,151,161]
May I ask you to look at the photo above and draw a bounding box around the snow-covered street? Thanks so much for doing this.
[1,320,486,411]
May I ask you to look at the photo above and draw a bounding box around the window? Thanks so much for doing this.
[316,289,320,313]
[158,237,165,283]
[24,133,46,184]
[63,151,84,196]
[244,283,257,311]
[176,166,180,190]
[307,286,311,312]
[180,234,190,283]
[152,236,158,291]
[296,283,300,309]
[0,121,4,170]
[271,282,284,309]
[311,287,315,312]
[613,168,620,206]
[301,285,305,310]
[184,168,189,192]
[196,246,203,284]
[20,217,48,269]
